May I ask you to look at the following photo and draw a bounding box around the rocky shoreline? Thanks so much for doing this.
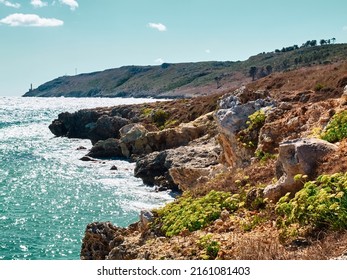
[49,78,347,259]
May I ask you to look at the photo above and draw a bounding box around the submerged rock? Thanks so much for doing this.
[110,165,118,170]
[80,156,97,162]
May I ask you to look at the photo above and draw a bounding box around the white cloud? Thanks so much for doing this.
[60,0,78,11]
[148,22,167,32]
[0,13,64,27]
[31,0,48,8]
[155,58,164,64]
[205,49,211,54]
[0,0,20,8]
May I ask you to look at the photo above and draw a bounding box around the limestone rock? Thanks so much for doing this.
[139,210,154,231]
[257,99,339,154]
[119,124,149,157]
[49,119,67,136]
[134,137,222,191]
[215,87,275,167]
[341,85,347,104]
[87,138,123,158]
[49,109,103,139]
[80,222,122,260]
[134,151,171,187]
[120,112,216,158]
[48,108,132,144]
[264,138,338,202]
[89,115,130,144]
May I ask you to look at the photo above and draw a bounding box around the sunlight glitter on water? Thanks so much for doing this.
[0,97,174,260]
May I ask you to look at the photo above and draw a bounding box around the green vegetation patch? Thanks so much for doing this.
[142,108,153,117]
[321,110,347,143]
[254,149,277,162]
[238,109,266,148]
[197,234,220,260]
[151,109,170,129]
[276,173,347,237]
[154,190,239,237]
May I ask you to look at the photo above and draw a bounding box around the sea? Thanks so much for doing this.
[0,96,174,260]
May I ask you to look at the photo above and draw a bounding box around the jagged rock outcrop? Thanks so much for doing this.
[89,115,130,144]
[80,222,128,260]
[119,124,150,157]
[87,138,123,158]
[258,99,339,154]
[49,108,130,144]
[263,138,338,202]
[119,113,215,159]
[134,137,222,191]
[215,87,275,167]
[49,109,103,138]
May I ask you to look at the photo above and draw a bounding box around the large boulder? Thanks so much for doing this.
[134,137,222,191]
[87,138,123,158]
[49,108,131,144]
[119,124,150,157]
[49,109,102,138]
[264,138,338,202]
[215,87,275,167]
[257,99,338,154]
[89,115,130,144]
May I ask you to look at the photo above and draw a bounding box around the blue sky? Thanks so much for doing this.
[0,0,347,96]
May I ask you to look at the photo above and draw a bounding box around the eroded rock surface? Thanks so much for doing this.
[215,87,275,167]
[264,138,338,202]
[87,138,123,158]
[80,222,127,260]
[134,136,222,191]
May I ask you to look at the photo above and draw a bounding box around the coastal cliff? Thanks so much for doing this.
[49,59,347,260]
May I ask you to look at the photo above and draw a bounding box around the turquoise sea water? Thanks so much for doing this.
[0,97,174,260]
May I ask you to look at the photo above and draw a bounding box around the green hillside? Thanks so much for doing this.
[23,43,347,98]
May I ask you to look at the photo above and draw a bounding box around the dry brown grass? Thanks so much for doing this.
[248,60,347,102]
[190,158,276,197]
[133,212,347,260]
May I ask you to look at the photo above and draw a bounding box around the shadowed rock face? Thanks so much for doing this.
[87,138,123,158]
[49,111,130,145]
[134,137,222,191]
[49,109,103,139]
[263,138,338,202]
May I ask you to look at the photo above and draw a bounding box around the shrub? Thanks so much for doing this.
[151,109,169,128]
[238,109,266,148]
[321,110,347,142]
[254,149,277,162]
[276,173,347,237]
[247,109,266,130]
[197,234,220,259]
[154,190,239,237]
[142,108,153,117]
[314,83,325,91]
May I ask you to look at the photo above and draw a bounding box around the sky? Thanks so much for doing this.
[0,0,347,96]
